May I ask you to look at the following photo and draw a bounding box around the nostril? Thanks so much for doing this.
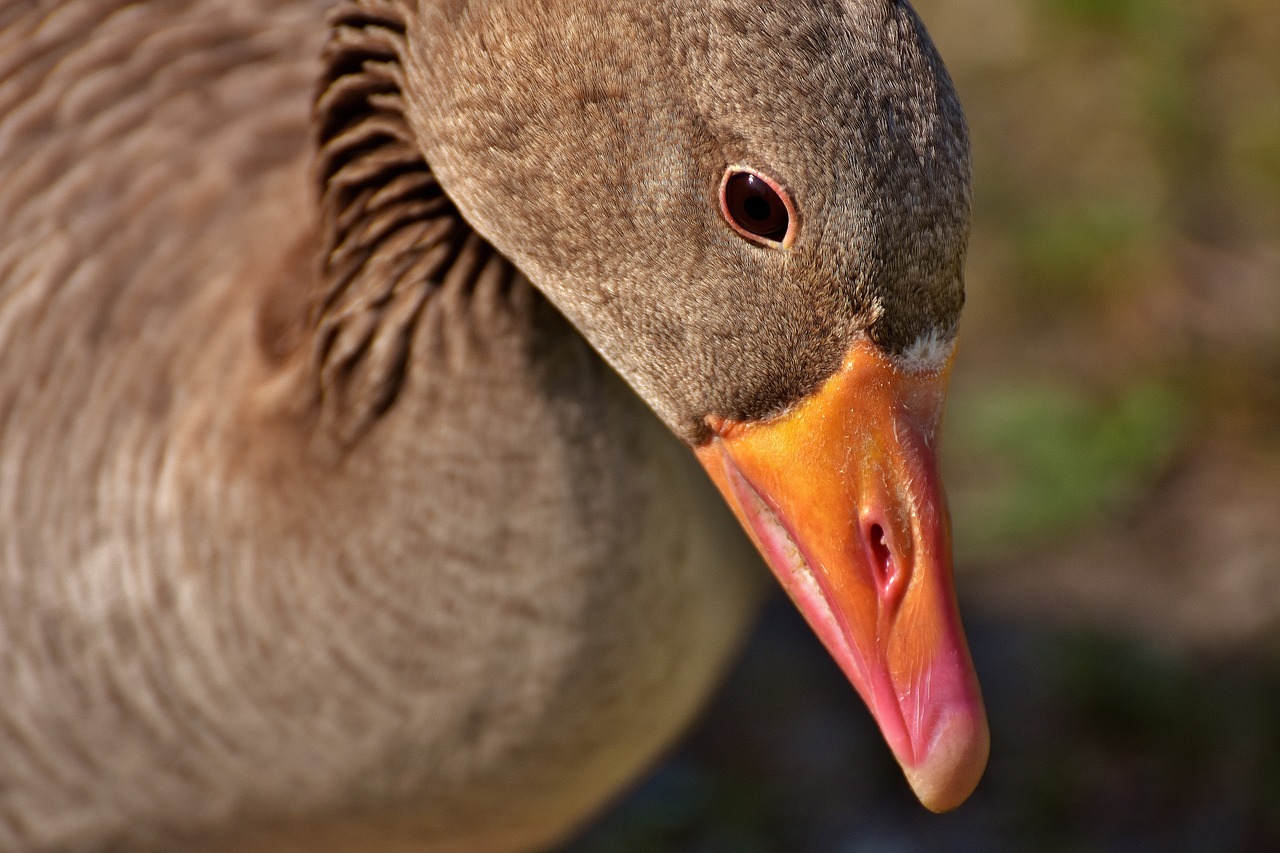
[866,520,904,603]
[869,523,892,578]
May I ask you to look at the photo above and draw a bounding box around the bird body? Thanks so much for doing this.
[1,3,761,848]
[0,1,984,849]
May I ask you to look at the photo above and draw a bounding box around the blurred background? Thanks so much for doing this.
[570,0,1280,849]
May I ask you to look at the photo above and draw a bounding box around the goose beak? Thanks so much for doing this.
[695,339,988,812]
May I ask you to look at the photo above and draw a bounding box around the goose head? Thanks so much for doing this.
[403,0,986,811]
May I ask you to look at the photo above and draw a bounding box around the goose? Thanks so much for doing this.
[0,0,988,849]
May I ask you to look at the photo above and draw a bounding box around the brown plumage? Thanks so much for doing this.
[0,1,972,850]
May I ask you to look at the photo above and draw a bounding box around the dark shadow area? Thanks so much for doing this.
[570,594,1280,852]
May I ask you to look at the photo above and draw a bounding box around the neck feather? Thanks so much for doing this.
[270,0,516,446]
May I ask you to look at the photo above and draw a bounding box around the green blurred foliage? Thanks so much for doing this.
[1040,0,1169,32]
[927,0,1280,560]
[948,382,1184,556]
[1014,199,1152,302]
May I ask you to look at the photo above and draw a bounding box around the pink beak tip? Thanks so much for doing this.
[901,703,991,813]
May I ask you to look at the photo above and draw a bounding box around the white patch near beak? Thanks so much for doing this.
[895,327,957,377]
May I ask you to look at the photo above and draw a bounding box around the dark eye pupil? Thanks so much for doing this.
[723,172,790,242]
[743,196,771,222]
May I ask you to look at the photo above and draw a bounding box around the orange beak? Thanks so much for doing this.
[696,339,988,812]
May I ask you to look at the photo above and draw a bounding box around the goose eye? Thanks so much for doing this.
[719,169,793,245]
